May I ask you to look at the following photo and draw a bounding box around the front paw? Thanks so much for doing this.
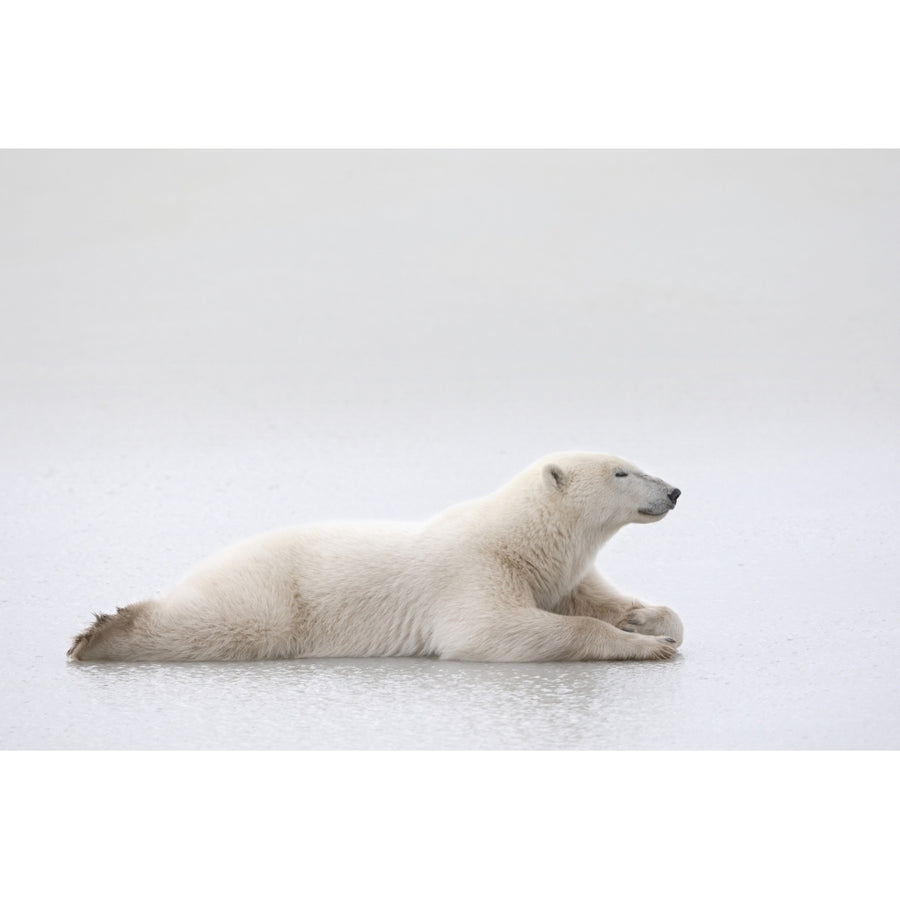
[630,634,679,661]
[617,605,684,648]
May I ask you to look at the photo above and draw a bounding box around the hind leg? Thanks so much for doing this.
[68,600,157,661]
[68,590,303,661]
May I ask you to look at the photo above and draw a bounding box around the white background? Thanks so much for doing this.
[2,2,898,896]
[3,149,898,751]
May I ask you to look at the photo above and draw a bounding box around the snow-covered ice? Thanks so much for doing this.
[2,150,898,748]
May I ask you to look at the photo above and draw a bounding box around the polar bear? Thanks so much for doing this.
[68,451,684,663]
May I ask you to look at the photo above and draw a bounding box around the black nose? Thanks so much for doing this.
[668,488,681,505]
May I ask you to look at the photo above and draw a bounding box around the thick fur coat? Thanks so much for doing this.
[68,452,684,662]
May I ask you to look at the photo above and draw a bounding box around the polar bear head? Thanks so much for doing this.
[539,452,681,529]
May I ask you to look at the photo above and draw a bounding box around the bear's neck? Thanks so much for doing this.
[482,490,623,605]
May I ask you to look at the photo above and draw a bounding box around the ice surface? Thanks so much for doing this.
[2,150,898,748]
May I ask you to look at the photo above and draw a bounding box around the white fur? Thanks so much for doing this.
[68,452,684,662]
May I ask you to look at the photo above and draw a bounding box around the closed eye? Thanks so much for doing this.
[615,471,628,477]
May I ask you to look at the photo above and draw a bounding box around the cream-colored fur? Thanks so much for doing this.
[68,452,684,663]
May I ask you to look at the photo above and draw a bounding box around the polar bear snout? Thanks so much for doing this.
[635,479,681,518]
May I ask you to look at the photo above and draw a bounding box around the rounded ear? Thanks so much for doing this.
[543,463,568,491]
